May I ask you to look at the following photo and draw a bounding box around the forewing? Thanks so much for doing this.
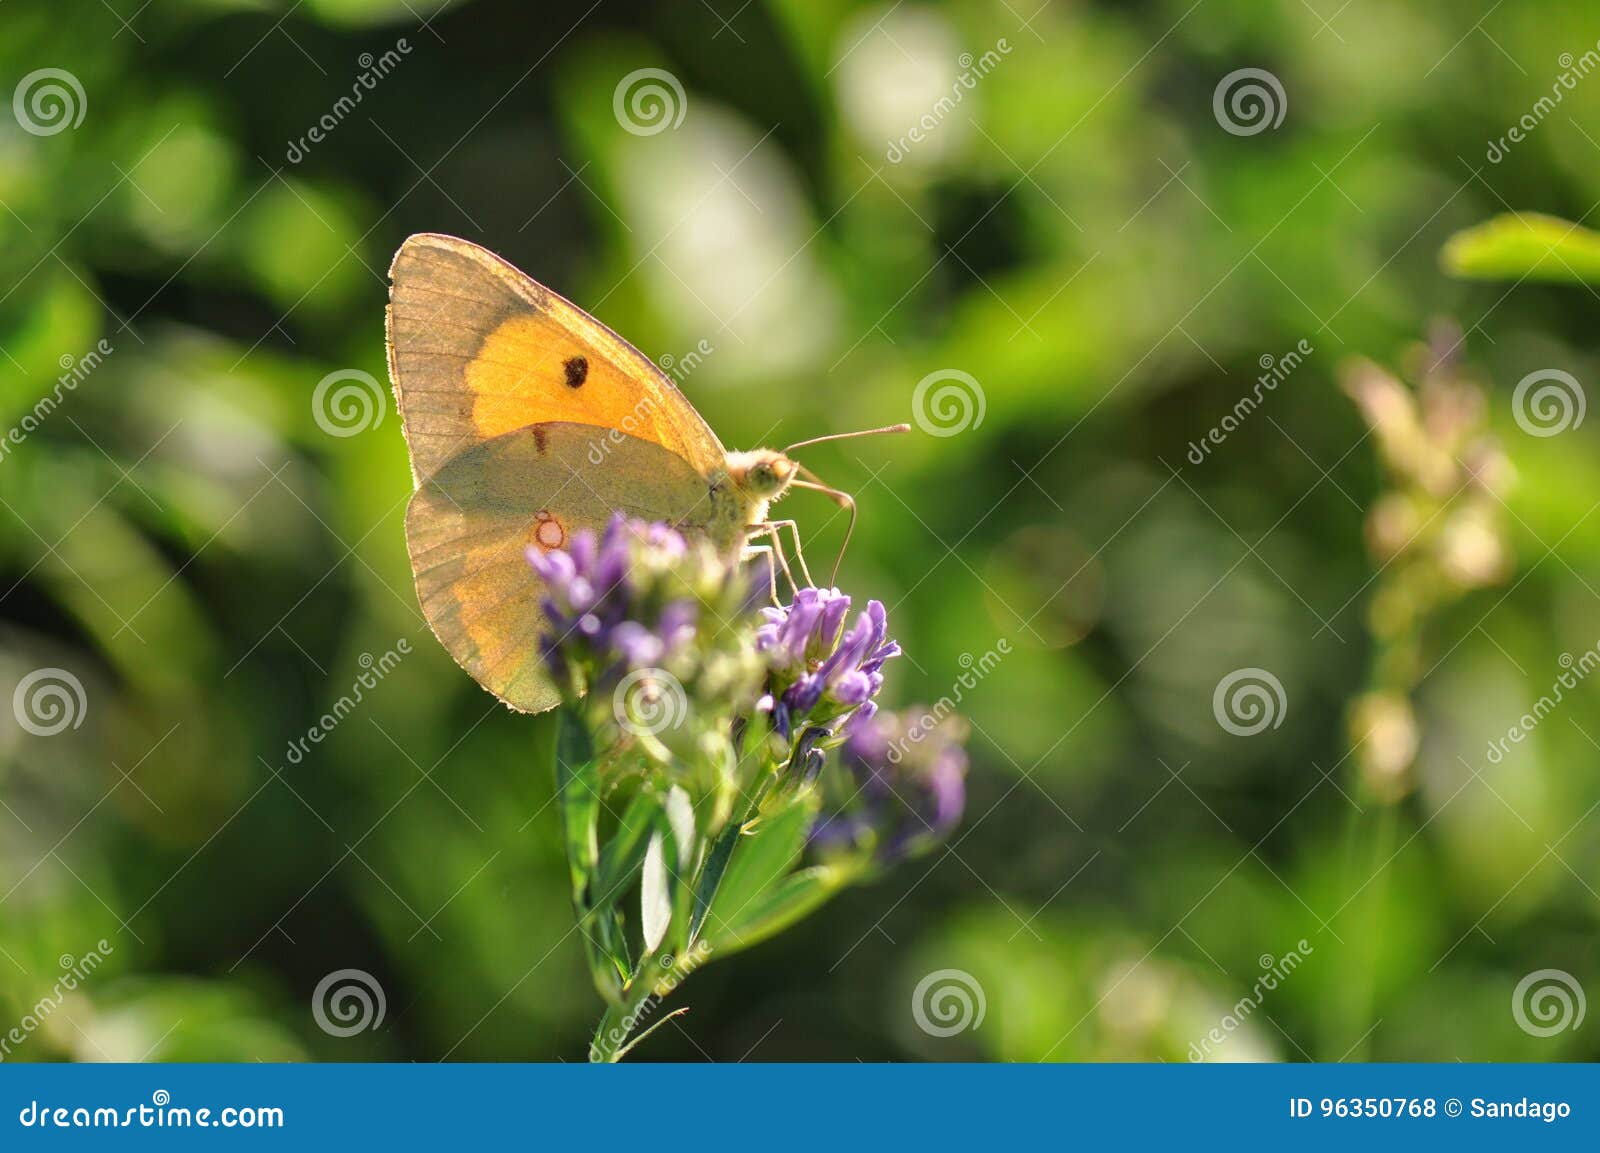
[386,233,725,487]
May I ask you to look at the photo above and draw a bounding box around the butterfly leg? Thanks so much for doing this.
[790,468,857,586]
[755,520,816,589]
[745,543,780,603]
[743,532,798,601]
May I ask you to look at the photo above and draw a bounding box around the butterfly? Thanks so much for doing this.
[386,233,902,713]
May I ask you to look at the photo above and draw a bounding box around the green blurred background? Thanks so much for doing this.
[2,0,1598,1061]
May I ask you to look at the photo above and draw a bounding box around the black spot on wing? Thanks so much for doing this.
[563,356,588,389]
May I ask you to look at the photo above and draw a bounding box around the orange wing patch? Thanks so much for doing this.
[463,312,705,467]
[386,234,726,489]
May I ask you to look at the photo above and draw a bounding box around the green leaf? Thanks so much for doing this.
[554,706,600,903]
[555,708,622,1000]
[699,792,818,942]
[595,790,655,905]
[591,903,633,985]
[640,830,673,953]
[706,865,844,958]
[661,786,701,957]
[1441,213,1600,283]
[664,786,696,869]
[689,824,740,942]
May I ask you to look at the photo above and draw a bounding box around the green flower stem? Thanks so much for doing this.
[589,938,720,1062]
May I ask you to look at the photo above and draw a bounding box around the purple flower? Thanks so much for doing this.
[527,515,713,693]
[756,589,900,739]
[810,708,968,863]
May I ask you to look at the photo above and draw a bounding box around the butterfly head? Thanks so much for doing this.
[727,449,797,500]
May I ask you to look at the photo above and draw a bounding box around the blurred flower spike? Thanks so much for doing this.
[812,708,969,865]
[530,516,966,1060]
[1341,322,1515,801]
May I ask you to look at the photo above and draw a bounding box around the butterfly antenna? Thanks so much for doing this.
[792,467,857,586]
[782,423,910,454]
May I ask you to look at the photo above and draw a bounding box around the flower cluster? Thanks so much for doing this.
[811,708,968,865]
[756,587,899,742]
[528,517,763,751]
[526,515,968,1059]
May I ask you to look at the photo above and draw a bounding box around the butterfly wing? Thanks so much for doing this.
[386,232,725,488]
[387,233,741,712]
[405,421,723,713]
